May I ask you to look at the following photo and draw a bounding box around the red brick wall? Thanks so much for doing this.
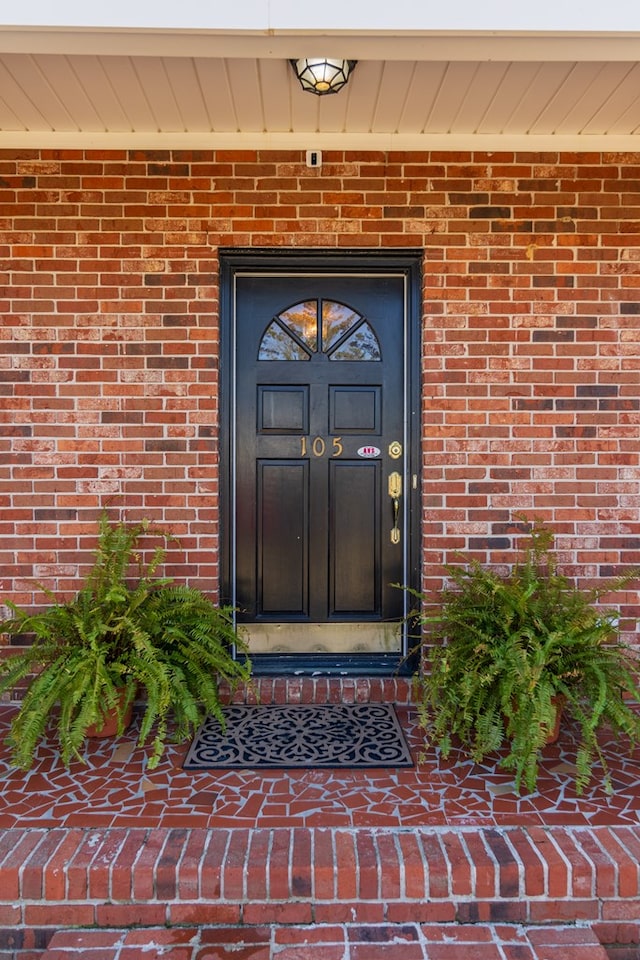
[0,149,638,637]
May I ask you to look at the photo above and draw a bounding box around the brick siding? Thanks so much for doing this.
[0,149,638,635]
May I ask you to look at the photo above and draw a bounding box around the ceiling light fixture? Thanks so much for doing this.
[290,59,357,96]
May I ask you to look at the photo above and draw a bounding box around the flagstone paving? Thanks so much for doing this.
[1,706,639,830]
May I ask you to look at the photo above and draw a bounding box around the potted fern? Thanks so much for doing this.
[411,518,640,794]
[0,510,251,770]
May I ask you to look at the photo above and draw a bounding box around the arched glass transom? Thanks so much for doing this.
[258,299,381,361]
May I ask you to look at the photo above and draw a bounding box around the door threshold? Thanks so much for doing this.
[244,652,414,677]
[220,674,417,705]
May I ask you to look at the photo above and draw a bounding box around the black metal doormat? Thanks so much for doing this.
[183,703,414,770]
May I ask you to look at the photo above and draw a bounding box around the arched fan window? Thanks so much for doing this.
[258,299,381,361]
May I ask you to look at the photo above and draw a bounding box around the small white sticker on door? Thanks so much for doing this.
[357,445,381,458]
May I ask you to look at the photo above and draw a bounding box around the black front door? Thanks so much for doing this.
[222,253,420,674]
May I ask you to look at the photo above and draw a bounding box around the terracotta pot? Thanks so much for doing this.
[85,690,134,739]
[504,694,565,746]
[545,695,565,745]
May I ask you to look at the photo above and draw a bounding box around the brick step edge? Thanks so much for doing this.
[36,923,610,960]
[1,677,416,708]
[218,676,416,705]
[3,825,640,940]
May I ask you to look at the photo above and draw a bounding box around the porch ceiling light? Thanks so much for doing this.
[290,58,357,95]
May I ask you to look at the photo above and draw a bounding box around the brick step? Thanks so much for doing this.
[3,677,415,710]
[39,923,611,960]
[3,825,640,958]
[218,676,416,705]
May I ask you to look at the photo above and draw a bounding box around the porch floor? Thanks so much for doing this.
[1,703,639,831]
[1,689,640,959]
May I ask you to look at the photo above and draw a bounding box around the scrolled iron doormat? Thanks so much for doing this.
[183,703,414,769]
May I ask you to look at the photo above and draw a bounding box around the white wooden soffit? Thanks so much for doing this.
[1,9,639,150]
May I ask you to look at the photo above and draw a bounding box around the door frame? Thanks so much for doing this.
[219,249,423,676]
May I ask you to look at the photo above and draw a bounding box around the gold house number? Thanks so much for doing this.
[300,436,344,458]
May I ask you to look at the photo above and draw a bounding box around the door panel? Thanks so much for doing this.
[233,272,408,661]
[330,460,380,615]
[330,386,381,432]
[258,460,308,615]
[259,386,309,433]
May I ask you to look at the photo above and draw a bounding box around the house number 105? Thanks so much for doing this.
[300,436,343,458]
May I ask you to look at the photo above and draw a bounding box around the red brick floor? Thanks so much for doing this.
[40,923,612,959]
[1,691,640,959]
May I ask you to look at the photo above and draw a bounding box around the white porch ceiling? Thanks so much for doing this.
[0,29,639,150]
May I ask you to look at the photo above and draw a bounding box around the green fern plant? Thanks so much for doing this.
[0,509,251,770]
[410,518,640,794]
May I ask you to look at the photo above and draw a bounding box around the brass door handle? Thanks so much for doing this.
[388,471,402,544]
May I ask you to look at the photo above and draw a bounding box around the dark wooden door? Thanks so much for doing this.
[234,273,408,661]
